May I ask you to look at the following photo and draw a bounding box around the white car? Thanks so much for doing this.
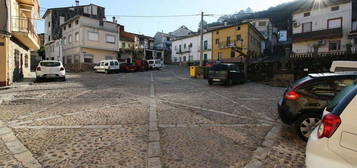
[148,59,163,70]
[93,60,120,74]
[306,82,357,168]
[36,60,66,81]
[330,61,357,72]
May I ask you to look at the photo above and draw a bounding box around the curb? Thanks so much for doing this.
[244,123,283,168]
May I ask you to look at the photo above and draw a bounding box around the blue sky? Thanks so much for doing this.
[38,0,292,36]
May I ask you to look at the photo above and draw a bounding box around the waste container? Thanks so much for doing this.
[190,66,197,78]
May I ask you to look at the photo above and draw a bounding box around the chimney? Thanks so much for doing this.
[75,0,79,6]
[112,16,117,23]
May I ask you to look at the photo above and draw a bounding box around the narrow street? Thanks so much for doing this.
[0,66,305,168]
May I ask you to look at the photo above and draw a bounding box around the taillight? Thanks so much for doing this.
[285,90,300,100]
[36,67,41,71]
[318,114,341,139]
[60,67,65,71]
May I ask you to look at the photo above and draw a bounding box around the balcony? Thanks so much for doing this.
[12,17,40,50]
[292,28,343,42]
[218,41,241,49]
[17,0,38,6]
[176,48,191,54]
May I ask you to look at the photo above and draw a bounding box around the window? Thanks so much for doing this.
[328,18,342,29]
[48,35,51,41]
[216,31,219,34]
[68,35,72,44]
[66,56,72,64]
[75,20,79,24]
[226,36,231,46]
[218,52,222,60]
[68,23,71,28]
[25,55,28,68]
[331,6,339,11]
[75,32,79,41]
[48,22,51,27]
[106,35,115,43]
[84,55,93,63]
[302,22,312,33]
[258,21,266,26]
[329,40,341,51]
[304,12,310,17]
[231,51,235,58]
[215,39,219,44]
[204,41,208,50]
[237,26,241,30]
[63,26,66,31]
[74,55,80,63]
[236,35,241,41]
[110,61,114,66]
[88,32,98,41]
[122,42,126,48]
[184,44,186,49]
[63,37,67,45]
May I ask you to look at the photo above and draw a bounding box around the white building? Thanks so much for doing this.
[292,0,353,54]
[171,32,212,63]
[61,15,119,71]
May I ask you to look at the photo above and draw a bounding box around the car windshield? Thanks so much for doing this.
[40,62,61,67]
[210,64,228,71]
[327,81,357,111]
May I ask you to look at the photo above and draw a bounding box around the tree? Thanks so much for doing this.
[197,20,208,32]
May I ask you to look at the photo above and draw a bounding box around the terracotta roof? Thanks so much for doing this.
[120,31,136,42]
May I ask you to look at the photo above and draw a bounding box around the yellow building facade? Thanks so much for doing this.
[212,23,264,62]
[0,0,40,86]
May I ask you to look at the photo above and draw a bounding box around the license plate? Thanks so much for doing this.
[213,79,221,82]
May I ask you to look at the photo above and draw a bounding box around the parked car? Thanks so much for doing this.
[94,60,120,74]
[330,61,357,72]
[306,81,357,168]
[278,72,357,141]
[148,59,163,70]
[36,60,66,81]
[207,63,245,86]
[135,60,149,71]
[120,63,136,73]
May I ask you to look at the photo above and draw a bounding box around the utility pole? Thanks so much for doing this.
[199,11,204,66]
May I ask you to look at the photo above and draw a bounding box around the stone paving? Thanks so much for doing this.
[0,66,306,167]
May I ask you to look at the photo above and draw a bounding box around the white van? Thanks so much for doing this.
[94,60,120,74]
[148,59,163,70]
[330,61,357,72]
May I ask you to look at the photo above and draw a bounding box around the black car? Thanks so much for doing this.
[278,72,357,141]
[207,63,245,86]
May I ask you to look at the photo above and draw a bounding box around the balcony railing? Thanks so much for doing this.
[12,17,39,49]
[292,28,342,42]
[218,41,241,49]
[289,51,345,59]
[176,48,191,54]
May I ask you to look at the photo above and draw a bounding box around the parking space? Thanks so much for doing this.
[0,65,306,167]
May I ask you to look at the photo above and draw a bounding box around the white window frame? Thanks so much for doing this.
[106,34,115,44]
[88,31,99,41]
[75,32,79,41]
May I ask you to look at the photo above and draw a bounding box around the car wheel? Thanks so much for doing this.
[294,113,321,141]
[208,79,213,85]
[61,77,66,82]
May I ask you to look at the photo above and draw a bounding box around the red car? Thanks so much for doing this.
[120,63,137,73]
[134,60,149,71]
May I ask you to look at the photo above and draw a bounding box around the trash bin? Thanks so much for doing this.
[190,66,197,78]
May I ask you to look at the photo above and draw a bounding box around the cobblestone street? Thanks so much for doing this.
[0,66,306,168]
